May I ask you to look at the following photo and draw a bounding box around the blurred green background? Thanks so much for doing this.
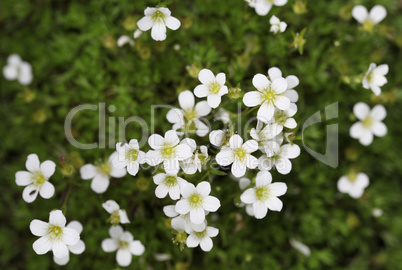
[1,0,402,269]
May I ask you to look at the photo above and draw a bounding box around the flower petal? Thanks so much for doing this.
[253,201,268,219]
[130,240,145,256]
[109,225,124,239]
[194,85,209,97]
[102,200,120,214]
[370,105,386,121]
[371,122,387,137]
[255,170,272,186]
[271,77,287,94]
[62,227,80,246]
[69,240,85,254]
[369,5,387,24]
[165,16,181,30]
[269,182,287,197]
[15,171,33,186]
[179,90,195,111]
[352,5,368,24]
[252,74,270,92]
[80,164,97,180]
[175,199,191,215]
[52,241,69,259]
[33,236,52,255]
[30,220,50,237]
[198,69,215,85]
[266,196,283,212]
[257,101,275,123]
[195,101,211,117]
[243,91,263,107]
[203,196,220,212]
[190,207,206,224]
[90,174,110,194]
[353,102,370,121]
[148,134,165,150]
[273,95,290,110]
[200,236,213,252]
[22,185,39,203]
[216,149,234,166]
[137,16,153,31]
[39,181,55,199]
[26,154,40,172]
[207,94,221,109]
[102,239,118,252]
[197,181,211,196]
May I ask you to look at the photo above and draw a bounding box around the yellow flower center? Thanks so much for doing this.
[32,172,46,186]
[274,110,288,125]
[48,225,63,240]
[347,172,358,182]
[99,162,111,175]
[184,109,197,121]
[126,149,138,162]
[151,10,166,23]
[362,117,373,128]
[160,143,176,159]
[188,192,204,208]
[234,148,247,161]
[262,87,276,102]
[164,176,178,187]
[194,229,207,239]
[255,186,270,201]
[209,81,221,95]
[362,19,374,32]
[118,240,130,249]
[110,211,121,226]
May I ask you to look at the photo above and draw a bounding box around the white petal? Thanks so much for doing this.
[275,157,292,174]
[166,108,183,124]
[155,184,169,198]
[253,201,268,219]
[148,134,165,150]
[196,181,211,196]
[243,91,263,107]
[216,149,234,166]
[229,134,243,149]
[198,69,215,85]
[163,205,178,217]
[195,101,211,117]
[49,210,66,227]
[273,95,290,110]
[371,122,387,137]
[22,185,39,203]
[175,144,193,160]
[180,183,196,198]
[370,105,386,121]
[255,170,273,186]
[207,94,221,109]
[194,85,209,98]
[243,140,258,153]
[273,0,287,6]
[3,65,17,80]
[200,237,213,252]
[169,185,181,200]
[374,64,389,76]
[102,239,118,252]
[216,73,226,85]
[190,207,206,224]
[52,241,69,259]
[53,254,70,266]
[163,158,180,174]
[257,102,275,123]
[352,5,368,23]
[33,236,52,255]
[359,130,373,146]
[240,188,257,204]
[178,90,195,111]
[119,210,130,224]
[353,102,370,121]
[268,67,282,81]
[26,154,40,172]
[67,221,83,234]
[266,196,283,211]
[30,220,50,237]
[231,160,247,178]
[269,182,287,197]
[165,16,181,30]
[164,130,180,145]
[146,150,163,166]
[80,164,97,180]
[90,174,110,194]
[151,21,167,41]
[69,240,85,254]
[109,225,124,239]
[286,75,299,89]
[186,234,200,248]
[281,144,300,159]
[117,248,132,267]
[130,240,145,256]
[15,171,33,186]
[271,77,287,94]
[209,130,225,147]
[126,162,139,176]
[175,200,191,215]
[350,122,364,138]
[62,227,80,246]
[39,181,55,199]
[203,196,220,212]
[337,176,352,193]
[356,173,370,188]
[252,74,270,92]
[285,118,297,129]
[255,1,272,16]
[137,16,153,31]
[102,200,120,214]
[369,5,387,24]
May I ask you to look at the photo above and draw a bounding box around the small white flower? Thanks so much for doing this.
[80,152,127,194]
[186,225,219,252]
[136,7,181,41]
[209,129,227,148]
[240,170,287,219]
[289,238,311,256]
[102,225,145,267]
[179,139,209,174]
[15,154,56,203]
[117,35,135,47]
[251,0,288,16]
[166,90,211,136]
[112,140,146,176]
[167,208,207,233]
[272,103,298,129]
[337,172,369,199]
[153,173,188,200]
[362,63,389,96]
[53,221,86,266]
[352,5,387,31]
[350,102,387,146]
[3,54,33,85]
[269,15,287,34]
[259,142,300,174]
[146,130,193,174]
[372,208,383,218]
[250,121,283,149]
[267,67,299,104]
[194,68,229,109]
[175,182,221,224]
[243,73,290,123]
[216,134,259,178]
[102,200,130,225]
[30,210,80,259]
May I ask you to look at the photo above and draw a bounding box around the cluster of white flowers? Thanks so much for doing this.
[3,54,33,85]
[338,5,389,199]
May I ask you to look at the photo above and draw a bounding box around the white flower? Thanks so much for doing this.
[269,15,287,34]
[3,54,33,85]
[186,225,219,252]
[372,208,383,218]
[289,238,311,256]
[166,207,207,233]
[259,143,300,174]
[251,0,288,16]
[153,173,188,200]
[146,130,193,174]
[209,129,227,148]
[267,66,299,104]
[216,135,259,178]
[136,7,181,41]
[243,73,290,123]
[102,225,145,267]
[175,182,221,224]
[350,102,387,146]
[53,221,86,265]
[362,63,389,96]
[166,90,211,136]
[179,139,209,174]
[117,35,135,47]
[80,152,127,194]
[194,68,229,108]
[272,103,298,129]
[250,121,283,149]
[337,172,369,199]
[112,140,146,176]
[102,200,130,225]
[352,5,387,31]
[30,210,80,259]
[15,154,56,203]
[240,171,287,219]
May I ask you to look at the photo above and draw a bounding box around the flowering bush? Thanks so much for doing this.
[1,0,402,269]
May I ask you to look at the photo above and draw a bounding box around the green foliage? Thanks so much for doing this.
[1,0,402,269]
